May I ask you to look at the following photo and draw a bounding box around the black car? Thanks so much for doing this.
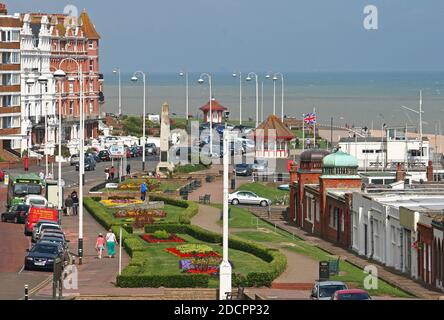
[75,157,96,171]
[24,242,65,271]
[1,204,30,224]
[98,150,111,161]
[234,163,253,176]
[145,143,158,156]
[38,237,71,263]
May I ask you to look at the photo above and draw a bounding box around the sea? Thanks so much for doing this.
[102,72,444,134]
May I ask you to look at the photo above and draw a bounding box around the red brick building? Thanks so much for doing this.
[289,149,362,248]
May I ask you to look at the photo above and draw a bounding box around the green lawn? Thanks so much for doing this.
[236,183,289,205]
[221,206,413,298]
[131,233,273,287]
[213,204,260,229]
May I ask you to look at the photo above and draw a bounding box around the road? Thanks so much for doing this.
[0,154,160,300]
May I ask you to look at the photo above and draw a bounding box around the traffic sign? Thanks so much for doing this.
[109,145,125,157]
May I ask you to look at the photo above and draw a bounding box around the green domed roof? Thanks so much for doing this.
[323,150,358,168]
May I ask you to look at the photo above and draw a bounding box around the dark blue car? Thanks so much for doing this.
[24,242,65,271]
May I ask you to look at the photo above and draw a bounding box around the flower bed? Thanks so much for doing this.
[142,234,186,244]
[114,209,167,218]
[101,199,144,207]
[166,246,221,258]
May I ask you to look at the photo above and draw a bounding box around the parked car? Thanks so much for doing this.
[234,163,253,176]
[40,230,66,242]
[24,242,66,271]
[331,289,371,300]
[131,146,141,157]
[1,204,30,224]
[39,235,70,252]
[87,152,101,163]
[145,143,158,156]
[98,149,111,161]
[75,157,96,171]
[70,154,80,166]
[310,281,348,300]
[228,191,272,207]
[252,159,268,172]
[32,223,62,243]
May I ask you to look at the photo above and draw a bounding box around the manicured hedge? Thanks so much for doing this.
[84,197,117,229]
[117,273,210,288]
[143,223,287,287]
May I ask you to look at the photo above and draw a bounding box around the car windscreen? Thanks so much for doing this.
[32,244,59,254]
[319,285,347,298]
[338,293,370,300]
[41,225,60,231]
[14,184,42,196]
[236,164,250,169]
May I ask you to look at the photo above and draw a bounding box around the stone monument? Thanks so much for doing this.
[156,102,175,175]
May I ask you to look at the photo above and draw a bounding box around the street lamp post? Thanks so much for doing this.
[232,72,242,125]
[198,73,213,152]
[131,71,147,171]
[113,68,122,116]
[179,71,189,122]
[54,57,85,264]
[25,77,36,155]
[38,75,49,177]
[219,130,232,300]
[246,72,259,128]
[273,73,284,119]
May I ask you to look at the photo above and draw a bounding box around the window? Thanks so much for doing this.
[89,60,94,72]
[69,101,74,114]
[315,200,320,222]
[330,207,339,230]
[88,41,94,49]
[2,117,12,129]
[69,83,74,94]
[89,101,93,113]
[89,81,94,93]
[11,74,20,85]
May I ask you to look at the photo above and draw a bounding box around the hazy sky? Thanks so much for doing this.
[8,0,444,73]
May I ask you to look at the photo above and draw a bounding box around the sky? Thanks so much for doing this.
[8,0,444,73]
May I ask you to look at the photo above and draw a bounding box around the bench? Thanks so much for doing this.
[199,194,211,204]
[225,286,245,300]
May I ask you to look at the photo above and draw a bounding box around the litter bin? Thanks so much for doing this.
[231,178,236,190]
[319,261,330,281]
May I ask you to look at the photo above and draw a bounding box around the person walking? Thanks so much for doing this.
[110,166,115,181]
[95,233,106,259]
[105,167,110,181]
[126,163,131,176]
[65,195,73,216]
[105,229,117,258]
[140,181,147,201]
[39,171,45,181]
[71,191,79,216]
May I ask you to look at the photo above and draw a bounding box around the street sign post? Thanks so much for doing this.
[319,261,330,281]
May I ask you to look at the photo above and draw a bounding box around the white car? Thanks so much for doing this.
[32,222,62,243]
[228,191,272,207]
[24,195,48,207]
[252,159,268,172]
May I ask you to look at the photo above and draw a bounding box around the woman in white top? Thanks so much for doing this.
[105,229,118,258]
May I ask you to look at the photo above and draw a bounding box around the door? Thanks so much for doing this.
[405,229,412,274]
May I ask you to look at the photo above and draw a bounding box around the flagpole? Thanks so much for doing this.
[302,114,305,151]
[313,107,316,149]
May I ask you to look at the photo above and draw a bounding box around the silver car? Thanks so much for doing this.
[228,191,272,207]
[310,281,348,300]
[252,159,268,172]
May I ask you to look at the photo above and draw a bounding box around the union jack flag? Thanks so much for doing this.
[304,113,317,125]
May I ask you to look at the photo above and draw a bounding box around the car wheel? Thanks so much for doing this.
[1,215,6,222]
[231,199,239,205]
[260,200,268,207]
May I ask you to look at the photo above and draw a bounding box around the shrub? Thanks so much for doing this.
[176,244,214,254]
[149,195,198,224]
[123,236,145,257]
[152,230,170,240]
[116,273,210,288]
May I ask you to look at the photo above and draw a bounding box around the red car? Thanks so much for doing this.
[331,289,371,300]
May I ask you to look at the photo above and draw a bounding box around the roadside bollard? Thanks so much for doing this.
[24,284,29,300]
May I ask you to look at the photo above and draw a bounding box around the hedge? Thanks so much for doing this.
[143,224,287,287]
[117,273,210,288]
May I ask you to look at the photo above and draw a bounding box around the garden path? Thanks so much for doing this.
[192,204,319,285]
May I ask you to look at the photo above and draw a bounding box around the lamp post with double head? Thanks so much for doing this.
[273,73,285,119]
[198,73,213,152]
[246,72,259,128]
[113,68,122,117]
[54,57,85,264]
[179,71,189,122]
[38,75,49,177]
[25,77,36,153]
[131,71,147,171]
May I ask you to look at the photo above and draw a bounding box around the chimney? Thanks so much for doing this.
[396,163,406,182]
[0,3,7,15]
[289,161,298,184]
[427,160,434,182]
